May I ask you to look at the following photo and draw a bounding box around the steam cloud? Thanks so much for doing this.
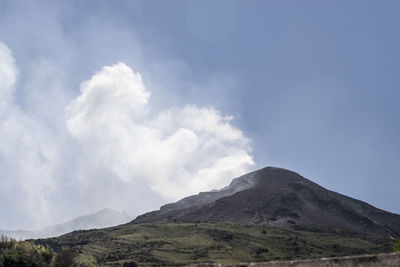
[0,43,58,227]
[0,43,254,228]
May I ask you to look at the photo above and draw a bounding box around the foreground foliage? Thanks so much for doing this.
[0,235,52,267]
[0,235,96,267]
[35,223,392,266]
[393,238,400,253]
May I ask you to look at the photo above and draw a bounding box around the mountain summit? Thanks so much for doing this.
[133,167,400,238]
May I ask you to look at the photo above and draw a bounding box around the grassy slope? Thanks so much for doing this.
[36,223,392,266]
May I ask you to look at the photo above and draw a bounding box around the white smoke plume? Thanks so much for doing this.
[0,43,254,228]
[66,62,254,200]
[0,43,58,228]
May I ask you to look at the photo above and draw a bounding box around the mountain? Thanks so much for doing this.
[133,167,400,238]
[35,222,393,266]
[33,167,398,265]
[0,208,132,240]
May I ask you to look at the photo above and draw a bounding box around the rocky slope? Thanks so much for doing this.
[133,167,400,238]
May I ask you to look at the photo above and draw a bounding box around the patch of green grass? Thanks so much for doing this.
[35,223,392,266]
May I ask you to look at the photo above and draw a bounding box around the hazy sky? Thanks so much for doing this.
[0,0,399,230]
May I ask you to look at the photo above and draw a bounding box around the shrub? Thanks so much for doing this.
[74,254,97,267]
[51,249,77,267]
[261,229,267,234]
[255,247,269,255]
[123,261,139,267]
[390,237,400,253]
[0,240,53,267]
[394,239,400,253]
[0,235,15,250]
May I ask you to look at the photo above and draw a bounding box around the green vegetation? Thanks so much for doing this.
[0,235,53,266]
[390,236,400,253]
[2,224,393,266]
[51,249,97,267]
[393,239,400,253]
[0,235,97,267]
[35,223,393,266]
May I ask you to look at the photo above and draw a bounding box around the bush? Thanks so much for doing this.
[0,238,53,267]
[52,249,77,267]
[74,254,97,267]
[394,239,400,253]
[1,238,99,267]
[123,261,138,267]
[0,235,15,250]
[255,247,269,255]
[390,237,400,253]
[51,249,97,267]
[261,229,267,234]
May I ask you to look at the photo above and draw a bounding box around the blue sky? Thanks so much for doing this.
[0,0,399,229]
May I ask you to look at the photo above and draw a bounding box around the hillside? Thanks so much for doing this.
[32,167,400,265]
[0,208,132,240]
[134,167,400,238]
[35,222,393,266]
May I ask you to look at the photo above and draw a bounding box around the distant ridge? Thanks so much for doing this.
[133,167,400,238]
[0,208,132,240]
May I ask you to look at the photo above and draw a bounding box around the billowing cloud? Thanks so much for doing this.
[67,63,254,200]
[0,43,58,228]
[0,43,18,105]
[0,43,254,228]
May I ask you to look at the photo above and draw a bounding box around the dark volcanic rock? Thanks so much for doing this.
[133,167,400,238]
